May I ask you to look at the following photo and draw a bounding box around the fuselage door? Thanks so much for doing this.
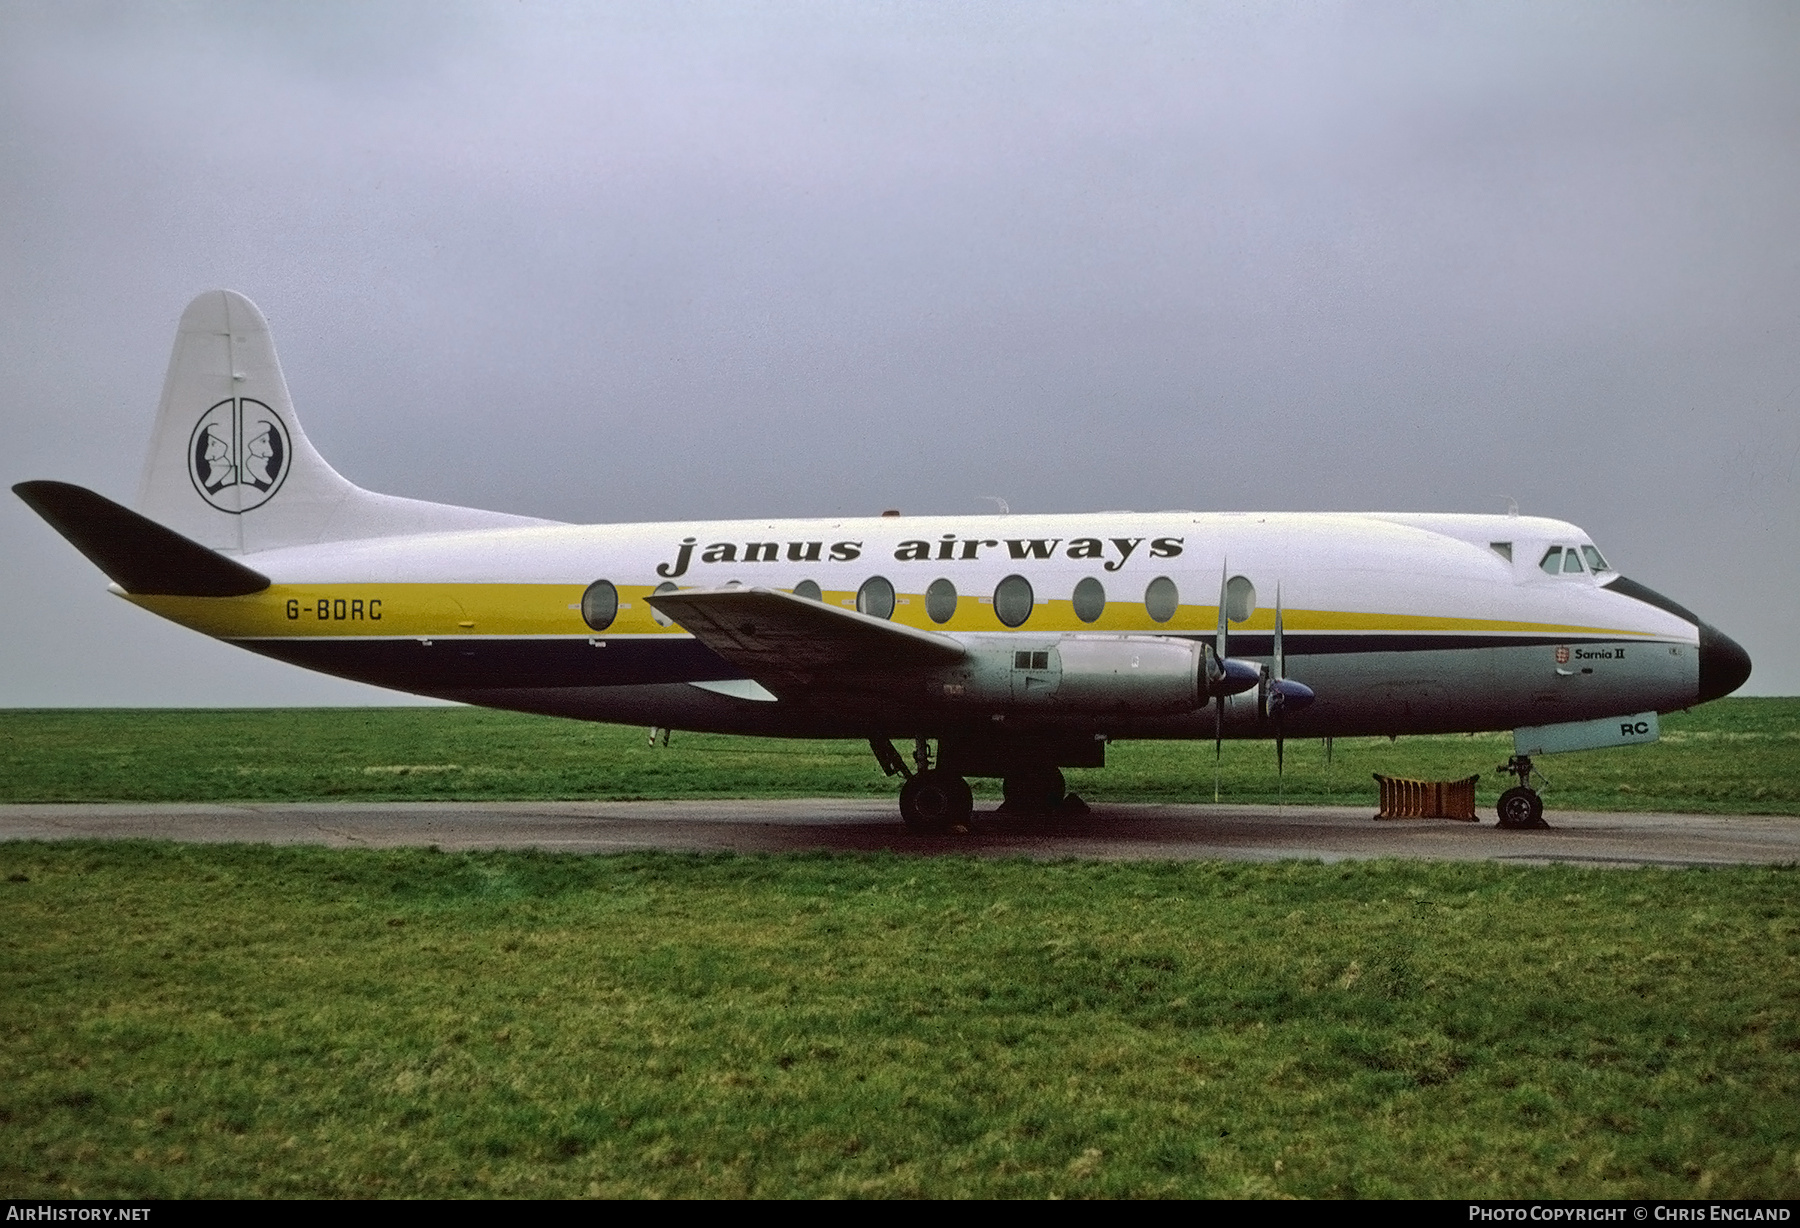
[1010,646,1061,703]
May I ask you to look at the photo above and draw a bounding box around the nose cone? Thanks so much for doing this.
[1697,623,1752,703]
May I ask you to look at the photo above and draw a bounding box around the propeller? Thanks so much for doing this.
[1206,561,1265,802]
[1213,563,1228,798]
[1260,583,1315,777]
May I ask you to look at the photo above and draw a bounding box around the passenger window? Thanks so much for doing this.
[1562,549,1585,574]
[1581,546,1609,573]
[1539,546,1563,574]
[1144,575,1178,623]
[580,580,618,632]
[994,575,1034,628]
[1224,575,1256,623]
[792,579,821,602]
[1072,576,1105,623]
[925,578,958,624]
[651,580,678,627]
[856,576,896,620]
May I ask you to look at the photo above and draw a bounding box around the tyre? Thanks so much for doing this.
[1001,766,1066,815]
[900,770,974,832]
[1496,786,1545,829]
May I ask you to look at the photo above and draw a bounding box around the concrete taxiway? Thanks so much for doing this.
[1,799,1796,867]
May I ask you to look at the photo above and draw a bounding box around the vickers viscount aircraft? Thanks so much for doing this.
[15,291,1752,831]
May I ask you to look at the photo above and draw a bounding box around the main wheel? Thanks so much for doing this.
[1001,766,1066,814]
[1496,786,1546,829]
[900,770,974,833]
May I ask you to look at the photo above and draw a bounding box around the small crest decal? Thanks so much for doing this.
[1554,645,1570,665]
[188,398,290,513]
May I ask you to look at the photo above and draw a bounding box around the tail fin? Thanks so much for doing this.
[136,290,555,555]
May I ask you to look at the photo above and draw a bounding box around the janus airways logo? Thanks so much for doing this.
[1555,646,1571,664]
[188,398,290,513]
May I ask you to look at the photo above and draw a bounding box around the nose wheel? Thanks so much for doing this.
[1495,755,1550,829]
[1496,785,1545,828]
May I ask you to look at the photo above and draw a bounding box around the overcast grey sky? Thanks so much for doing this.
[3,0,1796,704]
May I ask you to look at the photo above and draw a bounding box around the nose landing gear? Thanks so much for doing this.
[1495,755,1549,829]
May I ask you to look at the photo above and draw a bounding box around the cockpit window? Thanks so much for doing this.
[1542,543,1605,576]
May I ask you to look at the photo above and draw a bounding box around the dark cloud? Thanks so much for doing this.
[3,1,1796,702]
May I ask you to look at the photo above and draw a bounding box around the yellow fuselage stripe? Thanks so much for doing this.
[126,583,1665,641]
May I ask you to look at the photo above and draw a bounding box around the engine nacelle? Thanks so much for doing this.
[1058,635,1206,713]
[925,634,1205,715]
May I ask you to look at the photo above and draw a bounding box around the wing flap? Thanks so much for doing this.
[645,586,964,693]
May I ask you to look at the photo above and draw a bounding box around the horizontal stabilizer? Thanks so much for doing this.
[14,480,270,597]
[646,586,965,694]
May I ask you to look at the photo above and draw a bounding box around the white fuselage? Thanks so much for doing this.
[126,507,1701,742]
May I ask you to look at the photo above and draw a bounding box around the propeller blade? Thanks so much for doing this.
[1216,561,1230,666]
[1275,729,1284,809]
[1272,583,1287,779]
[1272,583,1285,682]
[1213,693,1223,803]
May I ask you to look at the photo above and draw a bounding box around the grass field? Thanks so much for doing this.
[2,698,1797,814]
[3,843,1798,1199]
[6,703,1797,1198]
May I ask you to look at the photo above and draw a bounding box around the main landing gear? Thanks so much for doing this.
[997,765,1090,816]
[872,738,974,833]
[870,738,1090,833]
[901,771,974,833]
[1495,755,1549,829]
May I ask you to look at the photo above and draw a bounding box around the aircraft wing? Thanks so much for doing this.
[644,586,965,694]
